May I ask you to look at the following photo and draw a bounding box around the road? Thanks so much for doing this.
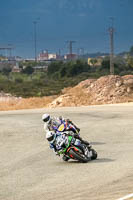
[0,104,133,200]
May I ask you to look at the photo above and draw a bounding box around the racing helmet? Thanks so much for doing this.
[42,113,50,123]
[46,131,56,143]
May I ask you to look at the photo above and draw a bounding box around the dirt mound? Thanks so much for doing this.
[48,75,133,107]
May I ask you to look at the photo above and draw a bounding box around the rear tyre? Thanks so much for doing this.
[90,149,97,160]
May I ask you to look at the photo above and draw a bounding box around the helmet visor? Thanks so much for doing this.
[47,135,54,142]
[43,116,50,122]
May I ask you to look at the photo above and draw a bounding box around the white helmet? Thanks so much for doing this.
[42,113,50,123]
[46,131,56,143]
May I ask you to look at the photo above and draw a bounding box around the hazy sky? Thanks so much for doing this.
[0,0,133,58]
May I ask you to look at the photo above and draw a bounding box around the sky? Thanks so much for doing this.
[0,0,133,58]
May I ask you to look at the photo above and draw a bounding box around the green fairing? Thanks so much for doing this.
[58,136,80,155]
[58,136,72,155]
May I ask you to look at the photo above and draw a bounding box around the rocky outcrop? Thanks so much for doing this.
[48,75,133,108]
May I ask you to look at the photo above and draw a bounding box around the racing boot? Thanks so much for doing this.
[82,140,90,147]
[75,135,90,147]
[62,155,70,162]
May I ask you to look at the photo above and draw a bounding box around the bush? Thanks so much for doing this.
[2,66,12,76]
[22,66,34,75]
[15,77,23,83]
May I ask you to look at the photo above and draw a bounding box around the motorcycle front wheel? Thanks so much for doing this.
[68,149,89,163]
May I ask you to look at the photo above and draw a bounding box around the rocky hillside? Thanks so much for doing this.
[48,75,133,107]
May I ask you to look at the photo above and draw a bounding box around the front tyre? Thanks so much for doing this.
[68,149,89,163]
[62,155,70,162]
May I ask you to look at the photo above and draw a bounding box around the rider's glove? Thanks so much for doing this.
[66,119,71,123]
[55,152,60,156]
[59,116,63,120]
[76,127,80,133]
[74,133,79,138]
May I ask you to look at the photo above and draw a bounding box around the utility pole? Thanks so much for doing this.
[45,49,49,60]
[59,49,61,56]
[58,49,61,59]
[78,48,84,55]
[0,45,14,60]
[66,41,76,60]
[108,17,115,75]
[33,21,37,62]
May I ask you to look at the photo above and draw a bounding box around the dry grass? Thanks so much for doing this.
[0,96,57,111]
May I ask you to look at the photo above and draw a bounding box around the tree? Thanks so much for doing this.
[67,59,89,77]
[22,66,34,75]
[101,58,110,69]
[129,46,133,56]
[127,55,133,68]
[47,61,63,75]
[89,58,97,67]
[60,66,67,77]
[2,66,12,76]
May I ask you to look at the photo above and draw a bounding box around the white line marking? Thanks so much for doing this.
[117,193,133,200]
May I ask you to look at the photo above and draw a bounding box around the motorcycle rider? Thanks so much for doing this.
[42,113,62,133]
[42,113,80,133]
[45,131,70,161]
[42,113,90,159]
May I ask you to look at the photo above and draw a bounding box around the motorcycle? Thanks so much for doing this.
[55,122,98,163]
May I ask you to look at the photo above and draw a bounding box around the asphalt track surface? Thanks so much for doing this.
[0,104,133,200]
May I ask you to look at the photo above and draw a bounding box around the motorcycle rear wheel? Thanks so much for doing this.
[90,148,97,160]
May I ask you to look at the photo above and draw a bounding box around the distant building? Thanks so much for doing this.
[0,56,8,61]
[64,53,77,60]
[38,51,48,60]
[11,62,21,72]
[12,66,21,73]
[24,58,35,62]
[37,51,60,61]
[33,65,48,72]
[0,61,16,71]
